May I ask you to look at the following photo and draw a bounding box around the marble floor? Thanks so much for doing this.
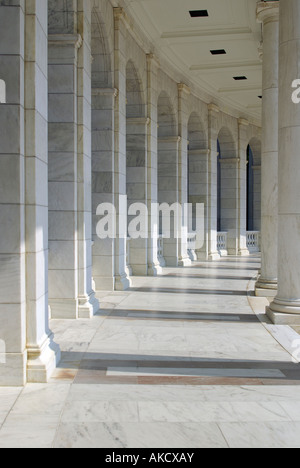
[1,255,300,447]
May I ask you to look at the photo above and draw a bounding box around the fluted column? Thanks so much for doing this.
[255,1,279,297]
[268,0,300,324]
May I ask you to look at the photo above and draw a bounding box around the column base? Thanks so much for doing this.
[148,262,163,277]
[178,256,192,267]
[78,291,100,319]
[208,251,221,261]
[255,277,277,298]
[239,248,250,257]
[267,299,300,325]
[196,250,208,261]
[115,273,132,291]
[27,333,61,383]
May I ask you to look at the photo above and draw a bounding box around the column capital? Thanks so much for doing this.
[147,53,160,69]
[48,33,83,49]
[238,118,249,127]
[178,83,191,96]
[92,88,119,98]
[208,103,220,114]
[257,1,279,25]
[114,7,131,30]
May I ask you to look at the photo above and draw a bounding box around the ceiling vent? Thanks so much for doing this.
[210,49,227,55]
[189,10,209,18]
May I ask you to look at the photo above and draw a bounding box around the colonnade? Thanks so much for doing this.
[2,0,299,387]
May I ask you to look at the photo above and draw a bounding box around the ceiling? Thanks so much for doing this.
[122,0,262,123]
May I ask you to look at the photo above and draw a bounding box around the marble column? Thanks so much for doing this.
[255,1,279,297]
[207,104,221,260]
[268,0,300,324]
[238,119,250,256]
[146,54,162,276]
[178,84,192,267]
[76,3,99,318]
[0,1,60,385]
[114,8,131,290]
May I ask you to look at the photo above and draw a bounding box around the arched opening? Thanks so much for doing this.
[157,91,178,266]
[91,10,113,89]
[126,60,147,275]
[0,80,6,103]
[217,127,238,255]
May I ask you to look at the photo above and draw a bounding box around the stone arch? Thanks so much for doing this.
[218,126,237,159]
[91,7,112,88]
[0,80,6,103]
[248,137,262,232]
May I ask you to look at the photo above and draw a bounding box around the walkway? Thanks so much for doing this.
[1,256,300,448]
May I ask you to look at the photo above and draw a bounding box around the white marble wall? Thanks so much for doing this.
[0,0,60,385]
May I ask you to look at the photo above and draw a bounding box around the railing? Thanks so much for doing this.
[187,233,197,261]
[157,235,166,267]
[247,231,260,252]
[217,232,228,255]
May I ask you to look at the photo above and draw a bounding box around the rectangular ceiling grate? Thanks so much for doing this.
[189,10,209,18]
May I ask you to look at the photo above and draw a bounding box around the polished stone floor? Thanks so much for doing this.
[1,255,300,448]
